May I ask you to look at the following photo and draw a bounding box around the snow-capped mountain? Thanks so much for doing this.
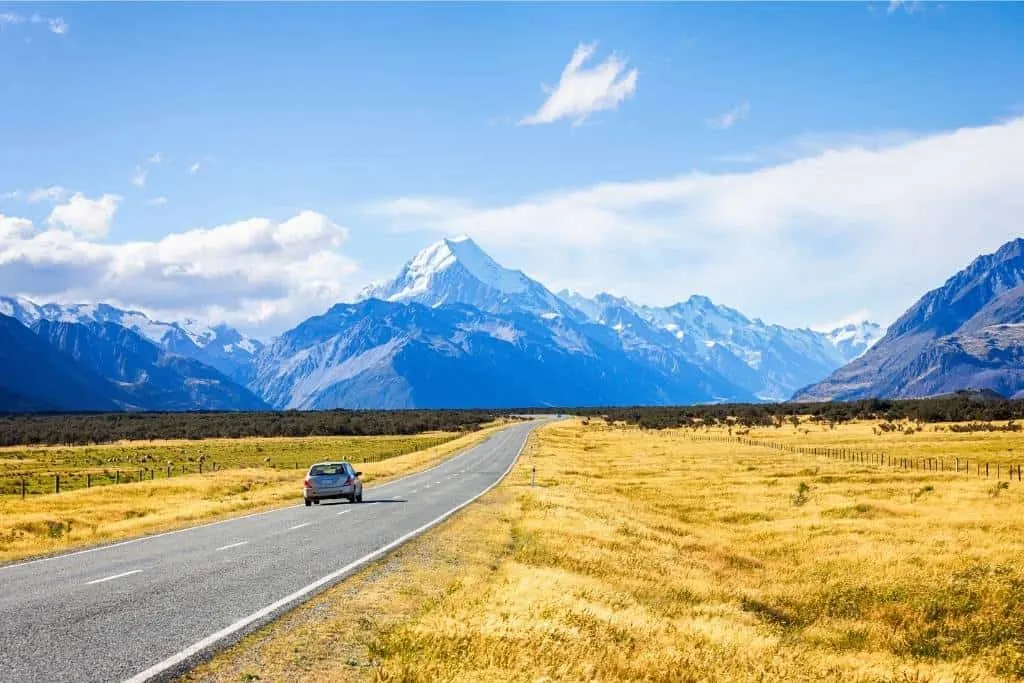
[252,299,753,410]
[821,321,885,360]
[794,237,1024,402]
[555,290,884,401]
[0,297,262,384]
[357,236,581,321]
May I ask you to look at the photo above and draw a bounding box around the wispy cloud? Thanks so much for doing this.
[368,116,1024,330]
[130,167,148,187]
[188,161,202,175]
[146,196,169,207]
[519,42,638,127]
[886,0,922,14]
[0,12,68,35]
[709,101,750,130]
[148,152,163,165]
[2,186,71,203]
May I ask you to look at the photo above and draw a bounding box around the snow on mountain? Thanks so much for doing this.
[358,236,580,320]
[556,290,882,401]
[0,297,263,385]
[822,321,885,360]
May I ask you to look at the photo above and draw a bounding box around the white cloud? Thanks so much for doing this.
[48,17,68,35]
[1,210,361,336]
[146,196,169,207]
[46,193,122,238]
[2,186,71,203]
[519,42,638,127]
[188,161,202,175]
[0,214,33,240]
[0,12,67,35]
[709,101,750,130]
[147,152,163,165]
[131,166,147,187]
[368,116,1024,330]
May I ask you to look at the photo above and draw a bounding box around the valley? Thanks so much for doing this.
[184,417,1024,683]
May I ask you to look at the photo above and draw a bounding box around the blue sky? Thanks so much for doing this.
[1,1,1023,337]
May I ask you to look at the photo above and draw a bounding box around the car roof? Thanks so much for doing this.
[308,461,351,468]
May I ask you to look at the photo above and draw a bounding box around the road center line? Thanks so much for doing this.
[336,510,349,516]
[122,427,534,683]
[86,569,142,585]
[215,541,249,551]
[288,523,311,531]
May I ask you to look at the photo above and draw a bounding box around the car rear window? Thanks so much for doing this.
[310,464,345,476]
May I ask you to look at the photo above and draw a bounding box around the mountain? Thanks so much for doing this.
[34,319,269,411]
[793,238,1024,401]
[556,290,883,401]
[357,236,582,320]
[252,299,753,410]
[0,297,262,384]
[0,314,125,412]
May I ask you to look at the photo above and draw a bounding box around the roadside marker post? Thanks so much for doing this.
[531,466,536,487]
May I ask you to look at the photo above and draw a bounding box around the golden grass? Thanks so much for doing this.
[0,431,466,494]
[187,418,1024,683]
[0,422,510,565]
[727,418,1024,468]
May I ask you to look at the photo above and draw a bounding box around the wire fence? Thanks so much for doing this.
[0,439,448,499]
[687,432,1023,483]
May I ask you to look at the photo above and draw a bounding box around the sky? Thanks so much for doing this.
[1,1,1023,339]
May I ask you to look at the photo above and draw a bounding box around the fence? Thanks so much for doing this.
[1,439,446,499]
[686,432,1023,483]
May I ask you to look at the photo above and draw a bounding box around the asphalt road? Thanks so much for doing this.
[0,419,545,683]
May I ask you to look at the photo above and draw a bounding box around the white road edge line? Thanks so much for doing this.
[336,510,349,516]
[86,569,143,585]
[288,523,311,531]
[0,426,512,573]
[121,426,534,683]
[215,542,249,552]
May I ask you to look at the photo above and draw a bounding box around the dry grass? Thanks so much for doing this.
[0,423,510,565]
[728,418,1024,468]
[0,431,466,495]
[187,418,1024,683]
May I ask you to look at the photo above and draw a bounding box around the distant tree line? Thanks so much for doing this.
[4,390,1023,446]
[512,391,1024,430]
[0,409,504,447]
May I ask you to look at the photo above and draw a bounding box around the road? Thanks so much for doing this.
[0,419,545,683]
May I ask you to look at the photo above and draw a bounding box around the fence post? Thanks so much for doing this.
[54,474,59,494]
[87,473,91,488]
[199,461,203,475]
[181,464,186,475]
[150,469,154,480]
[956,457,959,473]
[986,463,990,478]
[139,468,143,483]
[21,478,25,499]
[116,470,120,484]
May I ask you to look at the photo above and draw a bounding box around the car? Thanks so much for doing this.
[303,461,363,506]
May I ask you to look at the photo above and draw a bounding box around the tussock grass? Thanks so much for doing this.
[189,418,1024,682]
[0,432,466,495]
[0,423,508,565]
[729,418,1024,468]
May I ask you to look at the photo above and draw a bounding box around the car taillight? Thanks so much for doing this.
[344,476,353,486]
[303,477,312,488]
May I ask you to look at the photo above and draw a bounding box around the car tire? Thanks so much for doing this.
[313,498,320,505]
[304,498,311,507]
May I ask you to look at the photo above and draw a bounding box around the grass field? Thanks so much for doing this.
[0,422,510,565]
[186,418,1024,683]
[0,432,467,496]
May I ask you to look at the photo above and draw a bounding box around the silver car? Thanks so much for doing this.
[303,461,363,506]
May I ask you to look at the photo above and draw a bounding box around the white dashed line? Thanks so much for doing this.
[86,569,142,585]
[215,541,249,552]
[288,523,311,531]
[336,510,349,516]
